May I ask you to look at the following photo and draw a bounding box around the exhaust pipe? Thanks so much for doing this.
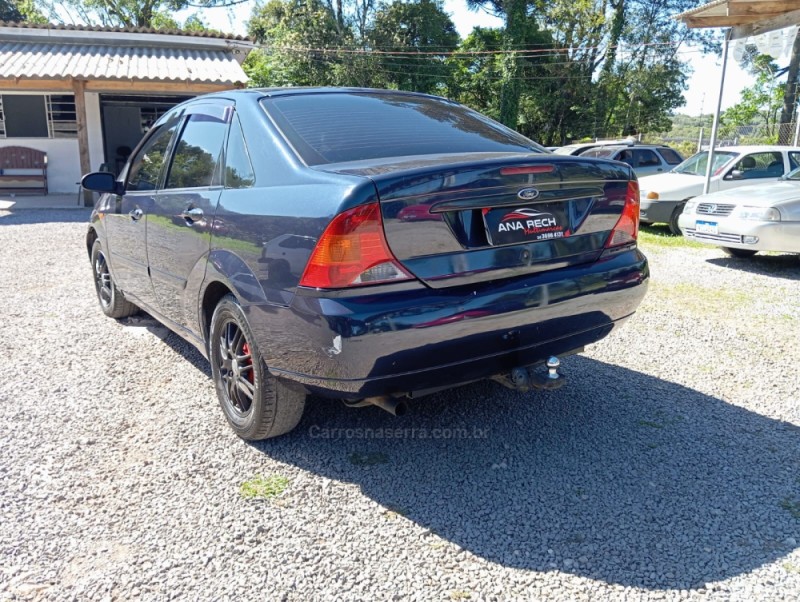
[363,395,408,417]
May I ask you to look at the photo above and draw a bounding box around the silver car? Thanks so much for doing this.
[578,144,684,178]
[678,166,800,257]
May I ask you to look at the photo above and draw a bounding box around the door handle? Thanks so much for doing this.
[128,208,143,221]
[181,207,204,222]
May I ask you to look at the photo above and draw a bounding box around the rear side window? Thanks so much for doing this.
[126,123,178,191]
[658,147,683,165]
[224,116,255,188]
[579,148,616,158]
[789,151,800,169]
[635,149,660,167]
[165,113,227,189]
[731,151,784,179]
[616,149,634,166]
[263,92,544,166]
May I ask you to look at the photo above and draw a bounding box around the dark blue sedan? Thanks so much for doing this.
[83,88,648,439]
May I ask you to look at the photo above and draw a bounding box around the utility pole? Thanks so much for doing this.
[704,30,731,196]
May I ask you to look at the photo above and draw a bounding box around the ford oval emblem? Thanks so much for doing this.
[517,187,540,201]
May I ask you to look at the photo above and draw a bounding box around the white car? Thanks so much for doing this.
[678,166,800,257]
[638,145,800,234]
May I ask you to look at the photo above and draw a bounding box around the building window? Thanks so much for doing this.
[0,94,77,139]
[47,95,78,138]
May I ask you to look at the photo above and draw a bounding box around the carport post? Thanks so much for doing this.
[71,78,93,207]
[703,29,732,195]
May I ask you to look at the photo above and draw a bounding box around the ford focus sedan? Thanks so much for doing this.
[678,166,800,257]
[83,88,649,440]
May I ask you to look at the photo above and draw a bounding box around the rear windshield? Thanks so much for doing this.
[579,148,618,158]
[261,92,544,166]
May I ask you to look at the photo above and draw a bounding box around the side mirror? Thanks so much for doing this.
[82,171,123,195]
[729,170,744,180]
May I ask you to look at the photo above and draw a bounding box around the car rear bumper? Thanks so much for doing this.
[640,198,681,224]
[245,247,649,398]
[678,214,800,252]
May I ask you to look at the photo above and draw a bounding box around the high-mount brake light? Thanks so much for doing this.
[604,181,640,248]
[500,165,555,176]
[299,202,412,289]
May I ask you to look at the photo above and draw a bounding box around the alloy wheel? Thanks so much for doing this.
[217,320,255,414]
[93,252,113,308]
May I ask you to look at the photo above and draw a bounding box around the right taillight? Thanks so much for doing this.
[299,202,412,289]
[605,181,640,248]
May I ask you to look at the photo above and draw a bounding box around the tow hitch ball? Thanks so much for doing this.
[493,356,566,392]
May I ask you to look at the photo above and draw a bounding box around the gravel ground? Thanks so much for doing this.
[1,209,799,601]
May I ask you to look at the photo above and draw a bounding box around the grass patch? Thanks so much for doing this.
[784,562,800,574]
[653,282,754,314]
[348,451,389,466]
[239,474,289,500]
[780,497,800,519]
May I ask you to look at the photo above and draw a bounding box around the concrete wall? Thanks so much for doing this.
[0,138,79,194]
[1,91,104,194]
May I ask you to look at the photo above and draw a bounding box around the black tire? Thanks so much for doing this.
[668,204,685,235]
[209,294,306,440]
[91,240,138,319]
[722,247,758,258]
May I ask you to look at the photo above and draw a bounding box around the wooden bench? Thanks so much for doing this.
[0,146,48,195]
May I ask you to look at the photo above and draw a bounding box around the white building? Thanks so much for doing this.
[0,22,254,199]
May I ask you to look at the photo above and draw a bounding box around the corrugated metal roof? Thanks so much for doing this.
[0,42,248,85]
[0,21,252,42]
[673,0,728,20]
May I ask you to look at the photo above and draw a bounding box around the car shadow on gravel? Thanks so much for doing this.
[246,355,800,591]
[706,254,800,281]
[0,208,92,225]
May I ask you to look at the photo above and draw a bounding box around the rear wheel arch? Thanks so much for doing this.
[200,249,275,344]
[86,227,98,258]
[201,280,235,344]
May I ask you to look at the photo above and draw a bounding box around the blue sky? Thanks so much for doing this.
[179,0,755,117]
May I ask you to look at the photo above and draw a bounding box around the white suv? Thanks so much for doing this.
[638,145,800,233]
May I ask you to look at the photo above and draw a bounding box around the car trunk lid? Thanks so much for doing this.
[318,153,634,288]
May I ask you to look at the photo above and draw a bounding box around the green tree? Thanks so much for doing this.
[447,28,504,121]
[32,0,244,28]
[777,30,800,144]
[722,55,784,143]
[465,0,531,129]
[0,0,23,20]
[368,0,459,95]
[246,0,349,87]
[1,0,47,22]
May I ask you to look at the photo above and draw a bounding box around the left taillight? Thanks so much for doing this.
[605,181,640,248]
[299,202,413,289]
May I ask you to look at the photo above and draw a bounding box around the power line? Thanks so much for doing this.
[254,38,690,58]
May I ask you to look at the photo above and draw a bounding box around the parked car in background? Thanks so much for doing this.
[578,144,683,178]
[638,145,800,234]
[83,88,648,440]
[552,139,635,156]
[678,165,800,257]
